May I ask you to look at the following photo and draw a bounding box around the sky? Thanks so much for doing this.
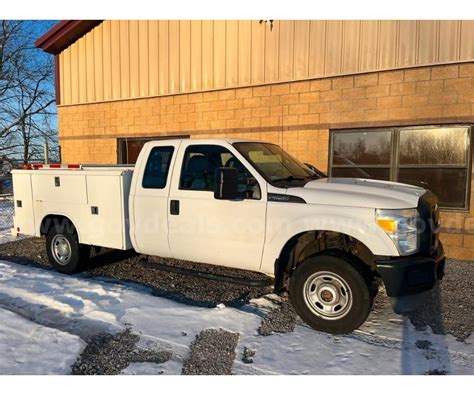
[24,20,58,69]
[1,20,59,162]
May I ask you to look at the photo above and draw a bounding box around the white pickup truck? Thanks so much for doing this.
[11,138,445,333]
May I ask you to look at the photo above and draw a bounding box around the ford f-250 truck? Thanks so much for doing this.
[11,138,445,333]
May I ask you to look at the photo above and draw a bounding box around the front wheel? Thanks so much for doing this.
[289,254,373,334]
[46,222,90,274]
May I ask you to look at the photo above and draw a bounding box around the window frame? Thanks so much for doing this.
[178,144,262,200]
[329,125,472,211]
[141,146,175,190]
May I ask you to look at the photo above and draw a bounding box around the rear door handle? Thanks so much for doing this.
[170,200,180,215]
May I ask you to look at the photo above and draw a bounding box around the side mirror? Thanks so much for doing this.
[214,167,239,200]
[246,177,258,187]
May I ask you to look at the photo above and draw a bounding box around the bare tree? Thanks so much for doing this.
[0,20,57,166]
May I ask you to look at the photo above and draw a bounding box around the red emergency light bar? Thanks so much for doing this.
[26,164,82,170]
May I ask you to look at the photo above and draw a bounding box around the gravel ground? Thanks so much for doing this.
[241,347,256,364]
[71,327,172,375]
[0,237,472,341]
[407,258,474,341]
[182,329,240,375]
[0,237,272,308]
[258,299,300,336]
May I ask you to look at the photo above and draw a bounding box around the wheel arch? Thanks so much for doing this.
[39,214,81,242]
[273,230,380,293]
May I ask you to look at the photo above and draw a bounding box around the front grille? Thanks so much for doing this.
[417,191,440,255]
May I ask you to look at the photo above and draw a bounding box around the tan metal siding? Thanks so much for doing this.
[418,21,438,64]
[250,20,265,85]
[238,20,252,85]
[226,20,239,87]
[359,20,379,71]
[439,21,458,63]
[293,20,310,80]
[179,20,191,93]
[138,20,149,97]
[59,20,474,105]
[279,20,294,81]
[398,20,418,67]
[93,23,104,102]
[308,20,326,77]
[325,20,343,75]
[168,21,179,93]
[59,48,71,103]
[378,20,398,70]
[85,32,95,102]
[213,20,226,88]
[342,20,360,74]
[201,21,214,90]
[148,20,159,97]
[119,20,130,99]
[459,20,473,60]
[101,22,112,101]
[69,42,78,104]
[77,38,87,103]
[158,21,169,96]
[129,20,140,98]
[110,20,121,100]
[191,20,202,91]
[264,20,279,82]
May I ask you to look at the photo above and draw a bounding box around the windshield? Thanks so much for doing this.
[233,142,323,186]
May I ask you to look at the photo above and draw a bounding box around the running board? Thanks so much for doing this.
[140,259,273,288]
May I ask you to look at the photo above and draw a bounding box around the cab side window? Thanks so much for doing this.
[142,146,174,189]
[179,145,260,199]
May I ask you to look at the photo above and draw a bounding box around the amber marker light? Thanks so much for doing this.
[376,218,398,233]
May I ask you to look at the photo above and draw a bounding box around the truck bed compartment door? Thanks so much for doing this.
[11,172,36,236]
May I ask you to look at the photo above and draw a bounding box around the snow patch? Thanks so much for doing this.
[0,260,472,375]
[0,308,85,374]
[121,360,183,375]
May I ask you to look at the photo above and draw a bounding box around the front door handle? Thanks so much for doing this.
[170,200,180,215]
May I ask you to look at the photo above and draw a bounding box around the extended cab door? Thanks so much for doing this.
[167,141,267,271]
[130,140,181,257]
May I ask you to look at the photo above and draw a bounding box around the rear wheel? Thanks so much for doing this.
[289,254,373,334]
[46,221,90,274]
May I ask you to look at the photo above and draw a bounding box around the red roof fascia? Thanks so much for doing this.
[35,20,103,54]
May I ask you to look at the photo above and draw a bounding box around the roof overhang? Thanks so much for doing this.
[35,20,103,54]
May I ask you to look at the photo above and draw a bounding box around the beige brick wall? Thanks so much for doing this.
[57,62,474,259]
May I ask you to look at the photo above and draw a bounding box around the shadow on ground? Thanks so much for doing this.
[0,237,272,309]
[0,237,472,340]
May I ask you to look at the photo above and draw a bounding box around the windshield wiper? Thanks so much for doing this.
[307,172,325,179]
[272,175,307,183]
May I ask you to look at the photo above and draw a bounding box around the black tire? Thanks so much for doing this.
[289,254,372,334]
[45,220,90,274]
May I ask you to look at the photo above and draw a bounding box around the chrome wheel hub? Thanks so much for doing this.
[303,271,353,320]
[51,235,72,265]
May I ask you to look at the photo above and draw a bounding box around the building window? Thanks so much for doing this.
[330,126,471,210]
[331,129,393,181]
[118,135,189,164]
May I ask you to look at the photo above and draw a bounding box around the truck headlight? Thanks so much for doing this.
[376,208,419,255]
